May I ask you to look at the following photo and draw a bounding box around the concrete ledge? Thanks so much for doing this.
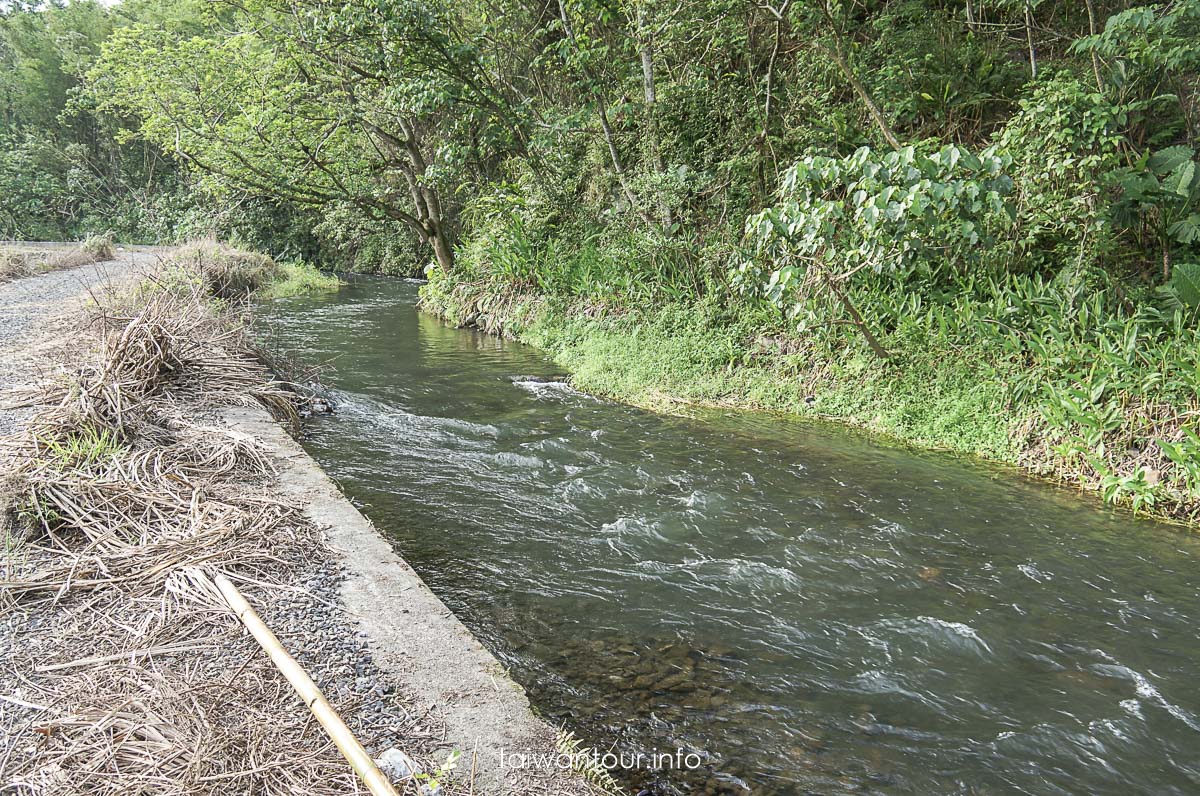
[223,406,591,795]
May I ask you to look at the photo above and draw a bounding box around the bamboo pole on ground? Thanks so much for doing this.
[214,574,400,796]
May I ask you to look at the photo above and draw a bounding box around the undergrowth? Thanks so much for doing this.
[422,256,1200,527]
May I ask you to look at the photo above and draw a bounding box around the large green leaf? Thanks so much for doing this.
[1169,262,1200,307]
[1164,160,1198,198]
[1148,145,1195,176]
[1168,214,1200,245]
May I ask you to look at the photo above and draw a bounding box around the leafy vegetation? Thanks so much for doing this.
[259,262,343,300]
[4,0,1200,520]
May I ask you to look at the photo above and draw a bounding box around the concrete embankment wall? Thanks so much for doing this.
[223,407,584,795]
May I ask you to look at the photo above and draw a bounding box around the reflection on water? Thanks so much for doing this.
[261,279,1200,795]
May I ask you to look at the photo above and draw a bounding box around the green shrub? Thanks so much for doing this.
[992,76,1126,274]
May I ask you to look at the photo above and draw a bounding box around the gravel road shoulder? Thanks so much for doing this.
[0,247,159,436]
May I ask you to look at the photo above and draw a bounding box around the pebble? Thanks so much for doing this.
[376,747,422,781]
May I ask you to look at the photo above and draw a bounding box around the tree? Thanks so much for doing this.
[736,144,1012,358]
[90,0,532,272]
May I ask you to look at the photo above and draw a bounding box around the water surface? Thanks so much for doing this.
[262,279,1200,795]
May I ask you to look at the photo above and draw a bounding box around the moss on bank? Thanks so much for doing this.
[421,276,1200,529]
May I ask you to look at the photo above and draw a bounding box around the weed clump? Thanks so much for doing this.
[0,249,34,281]
[80,232,117,261]
[173,238,283,298]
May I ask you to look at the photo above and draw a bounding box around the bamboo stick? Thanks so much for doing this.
[214,574,400,796]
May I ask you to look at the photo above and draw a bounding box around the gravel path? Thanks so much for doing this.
[0,247,161,436]
[0,250,451,794]
[0,247,162,343]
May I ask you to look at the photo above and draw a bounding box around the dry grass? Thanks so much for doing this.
[171,239,282,299]
[0,252,443,795]
[0,249,35,281]
[0,236,118,284]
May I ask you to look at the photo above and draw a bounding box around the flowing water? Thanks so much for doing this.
[261,279,1200,795]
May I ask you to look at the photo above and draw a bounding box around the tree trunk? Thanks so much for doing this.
[1024,1,1038,79]
[637,7,673,229]
[430,225,456,273]
[761,1,790,176]
[828,275,890,360]
[1084,0,1103,91]
[819,5,901,152]
[558,0,658,231]
[391,117,457,273]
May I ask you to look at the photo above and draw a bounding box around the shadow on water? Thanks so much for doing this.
[260,279,1200,795]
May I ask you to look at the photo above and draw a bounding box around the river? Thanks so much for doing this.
[261,278,1200,795]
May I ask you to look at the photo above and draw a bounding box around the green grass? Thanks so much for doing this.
[260,261,342,298]
[38,425,128,469]
[518,298,1015,458]
[421,269,1200,527]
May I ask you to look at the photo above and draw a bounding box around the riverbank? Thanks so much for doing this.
[264,276,1200,795]
[420,275,1200,529]
[0,245,600,795]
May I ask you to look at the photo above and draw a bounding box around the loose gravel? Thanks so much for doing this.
[263,558,439,759]
[0,248,158,437]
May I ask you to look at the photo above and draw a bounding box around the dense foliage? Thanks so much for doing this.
[5,0,1200,518]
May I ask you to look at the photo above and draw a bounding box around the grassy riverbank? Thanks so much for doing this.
[422,267,1200,527]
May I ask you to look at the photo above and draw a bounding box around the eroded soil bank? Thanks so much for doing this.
[0,247,595,796]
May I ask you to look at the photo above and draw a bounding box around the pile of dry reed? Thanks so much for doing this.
[0,255,434,794]
[170,239,282,299]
